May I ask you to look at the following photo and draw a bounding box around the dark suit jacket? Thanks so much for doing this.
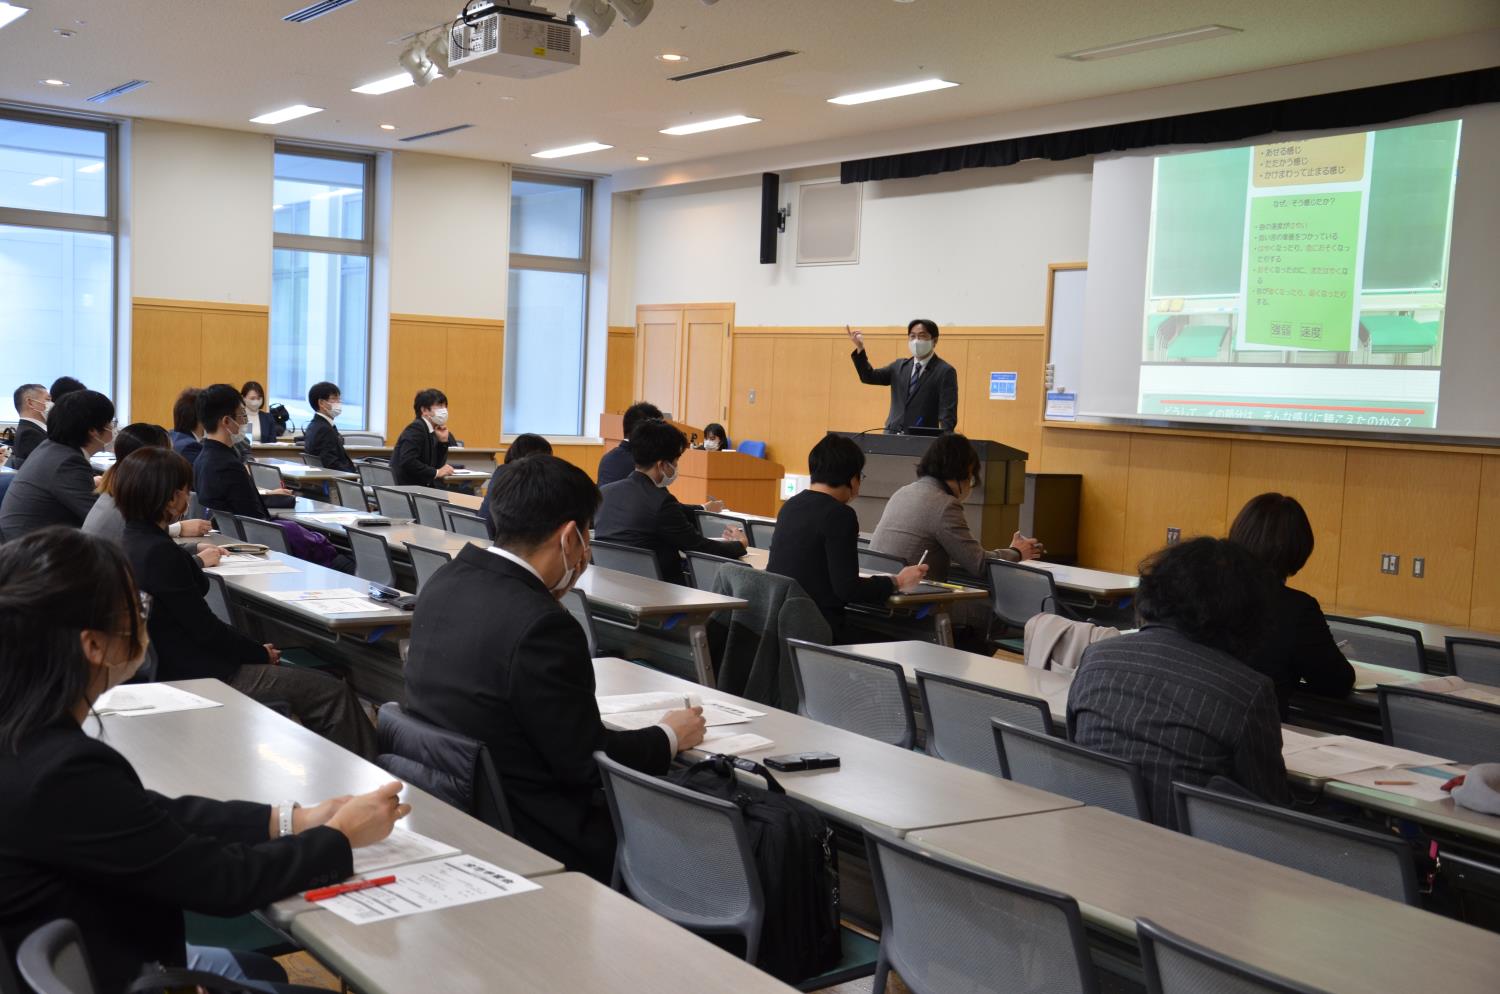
[766,489,894,625]
[0,439,99,541]
[403,547,671,881]
[170,430,203,465]
[594,471,746,585]
[303,415,355,473]
[9,419,45,469]
[0,720,350,994]
[252,410,284,442]
[1247,584,1356,718]
[481,462,510,540]
[851,350,959,432]
[193,438,270,520]
[596,441,635,487]
[123,521,267,682]
[391,418,450,486]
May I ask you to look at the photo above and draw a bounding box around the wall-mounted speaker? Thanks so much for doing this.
[759,171,781,265]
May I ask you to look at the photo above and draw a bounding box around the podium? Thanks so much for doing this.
[599,414,784,516]
[836,432,1028,548]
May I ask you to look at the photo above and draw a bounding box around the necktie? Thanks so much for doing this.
[907,362,923,400]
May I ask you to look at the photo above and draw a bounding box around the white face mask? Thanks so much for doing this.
[327,401,343,419]
[703,439,721,451]
[656,462,678,489]
[227,418,248,444]
[430,407,449,427]
[550,522,587,597]
[244,397,263,412]
[909,338,935,359]
[41,399,54,420]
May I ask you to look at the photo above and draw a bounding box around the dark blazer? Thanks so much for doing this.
[391,418,450,486]
[481,462,509,540]
[1067,626,1291,829]
[594,471,746,585]
[767,489,894,625]
[851,349,959,433]
[123,521,268,682]
[0,720,350,994]
[596,441,635,487]
[9,419,46,469]
[1247,584,1356,718]
[194,438,270,520]
[0,439,99,541]
[252,410,283,442]
[303,415,355,473]
[403,546,672,881]
[170,430,203,466]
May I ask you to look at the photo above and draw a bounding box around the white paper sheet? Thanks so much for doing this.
[1350,662,1425,692]
[315,856,541,925]
[699,729,775,755]
[350,829,461,876]
[207,555,299,576]
[1283,735,1451,779]
[265,589,393,615]
[1279,728,1328,755]
[1452,686,1500,706]
[602,703,756,732]
[95,683,223,717]
[596,691,701,715]
[1333,766,1460,803]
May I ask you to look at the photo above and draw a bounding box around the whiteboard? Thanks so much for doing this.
[1045,266,1087,420]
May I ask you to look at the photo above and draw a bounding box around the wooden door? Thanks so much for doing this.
[633,303,734,425]
[634,307,683,416]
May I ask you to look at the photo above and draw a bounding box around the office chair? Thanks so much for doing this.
[695,510,749,542]
[357,462,397,488]
[589,540,664,581]
[562,588,601,657]
[210,509,245,540]
[345,525,400,588]
[1378,685,1500,765]
[684,550,749,593]
[15,920,98,994]
[237,515,289,553]
[248,462,284,491]
[745,519,776,550]
[411,492,449,529]
[736,440,767,459]
[1447,636,1500,686]
[376,703,513,834]
[1325,615,1426,673]
[405,543,453,594]
[916,671,1055,776]
[1137,918,1329,994]
[342,432,385,447]
[372,486,415,519]
[987,559,1074,629]
[787,639,916,749]
[301,452,324,468]
[857,548,907,576]
[442,504,490,539]
[332,478,369,510]
[993,719,1151,821]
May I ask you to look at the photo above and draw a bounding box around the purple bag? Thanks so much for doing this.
[273,519,339,568]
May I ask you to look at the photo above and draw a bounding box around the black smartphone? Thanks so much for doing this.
[764,754,809,772]
[800,752,841,770]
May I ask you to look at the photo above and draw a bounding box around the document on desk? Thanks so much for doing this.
[597,692,764,731]
[1333,765,1460,803]
[266,589,393,615]
[1350,663,1426,692]
[316,856,541,925]
[700,728,775,754]
[1283,735,1451,779]
[297,512,367,526]
[206,554,299,576]
[95,683,223,717]
[350,828,460,876]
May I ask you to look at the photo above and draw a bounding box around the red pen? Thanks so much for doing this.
[304,875,397,902]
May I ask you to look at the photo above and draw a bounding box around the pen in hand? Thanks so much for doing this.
[917,549,929,567]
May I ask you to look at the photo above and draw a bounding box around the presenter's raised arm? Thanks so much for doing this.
[849,326,894,384]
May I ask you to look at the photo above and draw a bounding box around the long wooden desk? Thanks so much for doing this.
[593,656,1080,834]
[213,551,410,634]
[907,806,1500,994]
[387,483,485,512]
[251,442,503,472]
[841,640,1072,720]
[258,457,358,484]
[578,568,748,685]
[1026,560,1138,600]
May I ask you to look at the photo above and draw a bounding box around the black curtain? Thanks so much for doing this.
[840,66,1500,184]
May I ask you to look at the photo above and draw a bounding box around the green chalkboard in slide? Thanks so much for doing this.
[1362,120,1460,291]
[1150,146,1250,298]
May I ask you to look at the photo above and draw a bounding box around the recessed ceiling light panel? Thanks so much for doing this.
[532,141,613,159]
[660,115,760,136]
[1060,24,1242,61]
[352,72,414,95]
[828,78,957,105]
[249,104,323,125]
[40,78,69,87]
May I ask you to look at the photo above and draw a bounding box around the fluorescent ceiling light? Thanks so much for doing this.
[379,123,396,131]
[352,72,414,95]
[40,78,69,87]
[0,4,28,31]
[1061,24,1241,61]
[635,155,651,162]
[31,176,61,187]
[660,115,760,136]
[77,162,104,174]
[829,78,957,105]
[249,104,323,125]
[532,141,613,159]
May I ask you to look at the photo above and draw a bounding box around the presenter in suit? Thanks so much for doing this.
[847,319,959,433]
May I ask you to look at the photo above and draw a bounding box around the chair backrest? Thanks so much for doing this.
[1379,685,1500,765]
[1138,918,1326,994]
[203,571,235,626]
[684,549,748,593]
[695,510,749,542]
[916,671,1054,775]
[405,543,453,594]
[375,702,513,833]
[185,491,205,521]
[993,720,1151,820]
[857,547,907,575]
[15,920,98,994]
[358,462,397,488]
[210,508,245,540]
[343,432,384,446]
[562,587,600,656]
[1325,615,1426,673]
[865,828,1098,994]
[332,478,369,510]
[372,486,415,519]
[237,515,289,553]
[987,559,1062,628]
[1173,782,1418,904]
[589,539,664,581]
[442,504,490,538]
[737,440,767,459]
[301,452,325,468]
[594,752,764,961]
[411,492,449,529]
[787,639,916,748]
[345,525,398,587]
[1447,636,1500,686]
[745,519,775,550]
[248,461,283,490]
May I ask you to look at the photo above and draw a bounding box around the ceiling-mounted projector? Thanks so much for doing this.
[448,1,580,79]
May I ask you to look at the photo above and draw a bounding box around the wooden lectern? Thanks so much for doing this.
[599,414,784,516]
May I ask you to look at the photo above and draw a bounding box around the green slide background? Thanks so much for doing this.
[1151,147,1251,297]
[1363,120,1460,291]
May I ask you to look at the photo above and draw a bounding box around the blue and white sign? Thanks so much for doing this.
[989,371,1018,401]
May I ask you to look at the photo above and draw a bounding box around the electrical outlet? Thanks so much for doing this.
[1166,527,1181,546]
[1413,557,1425,579]
[1380,553,1399,575]
[748,388,757,405]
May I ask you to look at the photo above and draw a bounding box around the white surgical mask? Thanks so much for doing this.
[431,407,449,427]
[703,439,721,451]
[229,420,248,445]
[42,399,54,420]
[327,401,343,419]
[656,462,678,489]
[909,338,935,359]
[550,522,587,596]
[245,397,263,412]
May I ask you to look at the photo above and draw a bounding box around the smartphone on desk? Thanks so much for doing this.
[765,752,841,772]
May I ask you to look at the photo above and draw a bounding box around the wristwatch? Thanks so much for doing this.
[279,800,300,838]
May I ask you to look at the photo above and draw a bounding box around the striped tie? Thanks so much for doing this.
[907,363,922,400]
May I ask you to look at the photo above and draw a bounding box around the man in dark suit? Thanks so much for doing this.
[303,381,356,472]
[847,318,959,433]
[404,455,705,881]
[391,388,455,486]
[597,400,662,487]
[7,382,49,469]
[0,389,113,541]
[594,420,748,585]
[193,385,272,520]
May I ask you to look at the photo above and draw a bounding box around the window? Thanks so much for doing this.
[269,148,372,430]
[506,174,591,435]
[0,111,116,420]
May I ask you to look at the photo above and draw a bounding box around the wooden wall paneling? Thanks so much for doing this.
[1123,434,1233,569]
[682,306,733,428]
[551,443,603,476]
[1470,455,1500,632]
[605,327,636,414]
[385,318,450,443]
[826,331,905,434]
[635,308,683,414]
[1336,448,1481,625]
[727,335,775,451]
[959,334,1045,460]
[768,337,835,474]
[130,304,205,427]
[199,311,268,394]
[1034,427,1132,572]
[1225,440,1347,605]
[445,321,505,447]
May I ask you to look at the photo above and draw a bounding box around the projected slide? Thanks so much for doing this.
[1139,120,1460,429]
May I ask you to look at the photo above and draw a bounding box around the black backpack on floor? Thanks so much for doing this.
[669,754,842,983]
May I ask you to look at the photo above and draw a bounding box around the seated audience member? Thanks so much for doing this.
[392,388,456,486]
[193,384,273,520]
[118,448,377,757]
[169,387,205,465]
[48,375,86,402]
[594,420,748,584]
[0,389,113,541]
[701,422,730,451]
[483,433,552,539]
[302,381,355,472]
[8,382,49,469]
[242,380,284,443]
[767,433,927,636]
[0,527,408,994]
[83,423,213,556]
[1066,537,1289,828]
[597,400,662,486]
[1229,492,1355,717]
[404,455,706,881]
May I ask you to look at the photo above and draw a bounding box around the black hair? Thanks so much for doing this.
[1229,492,1315,581]
[308,381,341,410]
[488,455,601,550]
[621,401,664,438]
[1135,537,1275,662]
[197,383,244,436]
[0,527,142,754]
[413,388,448,416]
[114,447,194,526]
[808,432,866,488]
[46,389,114,448]
[629,420,688,468]
[703,423,728,444]
[172,388,201,435]
[907,319,939,341]
[241,380,267,399]
[49,376,87,400]
[101,423,171,495]
[504,433,554,464]
[12,383,43,414]
[916,432,979,493]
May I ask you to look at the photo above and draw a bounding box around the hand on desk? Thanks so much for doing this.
[703,498,726,513]
[722,525,747,545]
[265,644,282,666]
[845,324,865,352]
[435,464,455,479]
[327,781,412,848]
[662,706,707,753]
[178,518,213,538]
[895,563,929,592]
[195,545,225,569]
[1009,532,1045,561]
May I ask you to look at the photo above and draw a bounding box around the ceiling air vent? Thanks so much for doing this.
[87,79,150,104]
[399,124,474,142]
[284,0,361,24]
[669,50,798,83]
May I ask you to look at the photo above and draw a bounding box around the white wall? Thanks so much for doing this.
[387,151,510,319]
